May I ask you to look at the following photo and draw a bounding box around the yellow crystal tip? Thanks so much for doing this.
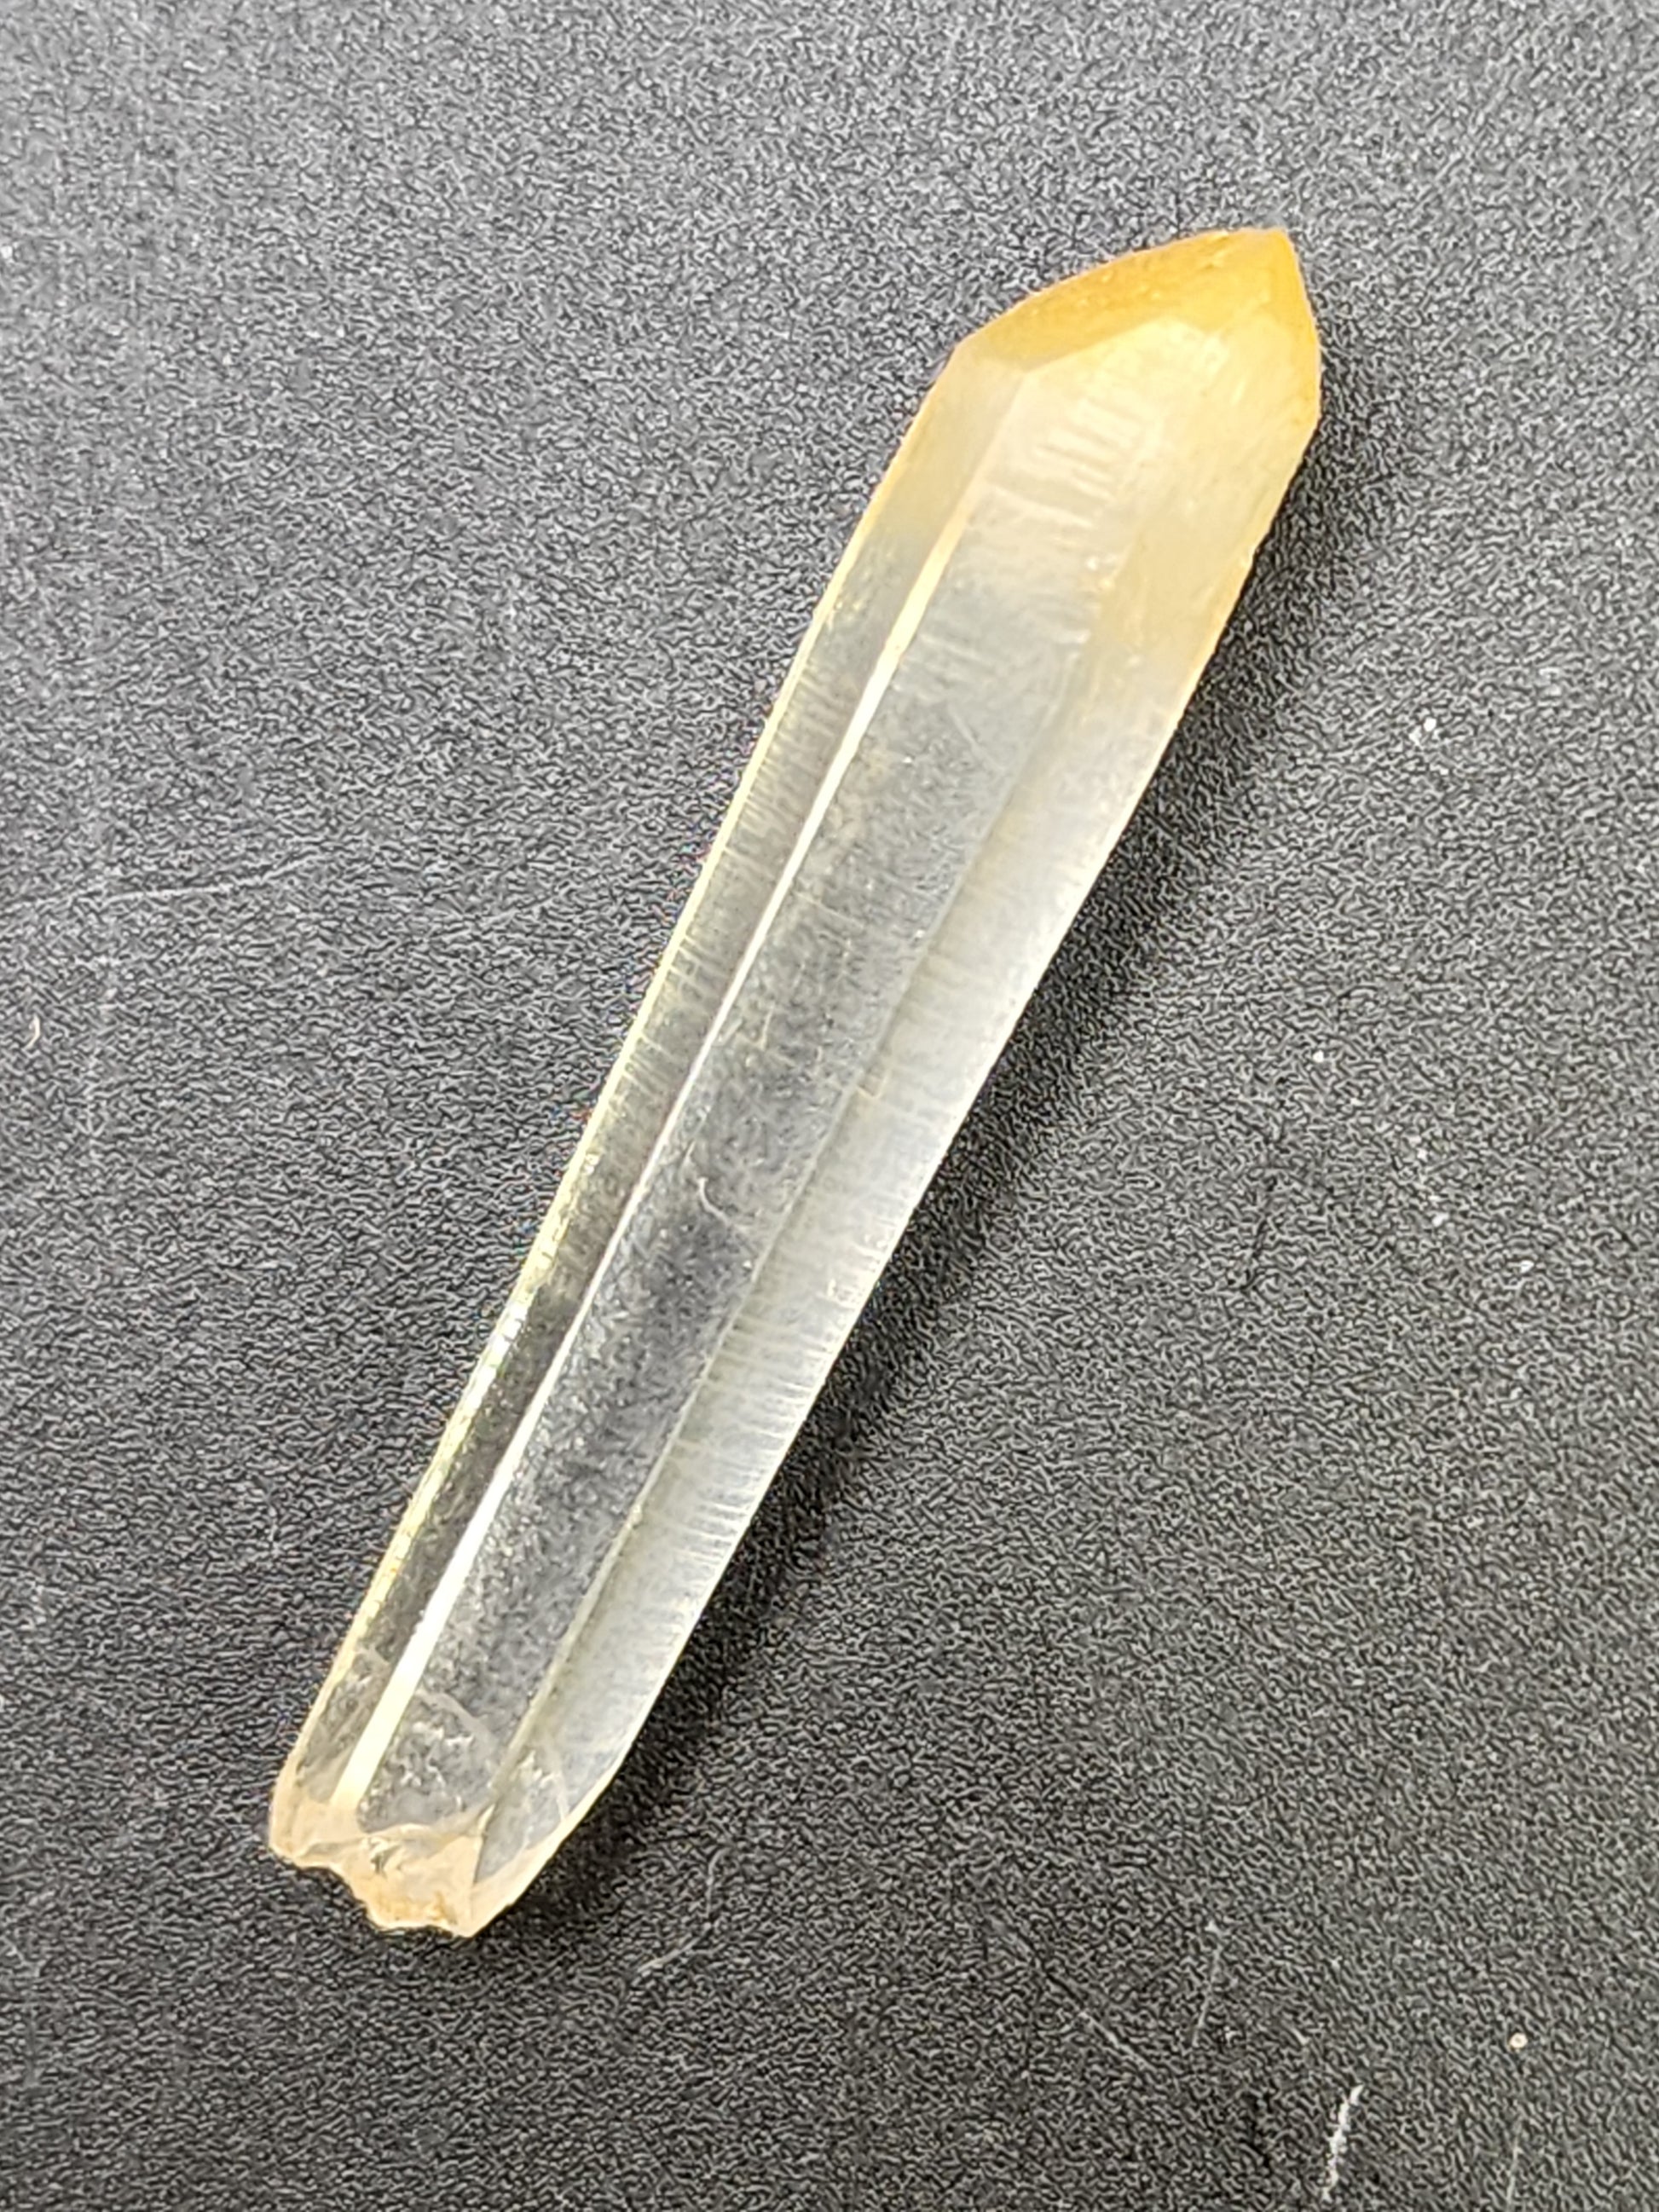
[974,227,1319,413]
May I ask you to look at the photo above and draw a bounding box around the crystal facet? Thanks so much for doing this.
[271,230,1321,1934]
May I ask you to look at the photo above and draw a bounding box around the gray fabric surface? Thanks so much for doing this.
[3,3,1656,2206]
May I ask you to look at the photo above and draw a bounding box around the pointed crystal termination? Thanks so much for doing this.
[271,230,1320,1935]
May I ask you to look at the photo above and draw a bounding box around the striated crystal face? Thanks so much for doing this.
[271,230,1321,1935]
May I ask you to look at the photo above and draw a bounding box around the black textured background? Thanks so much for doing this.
[3,5,1656,2208]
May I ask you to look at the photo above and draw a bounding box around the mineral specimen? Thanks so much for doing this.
[271,229,1320,1934]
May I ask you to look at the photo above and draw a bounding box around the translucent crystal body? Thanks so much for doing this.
[271,231,1321,1933]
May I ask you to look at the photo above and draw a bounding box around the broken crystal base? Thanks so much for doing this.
[271,230,1321,1935]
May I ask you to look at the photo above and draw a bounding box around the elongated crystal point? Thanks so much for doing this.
[271,230,1320,1935]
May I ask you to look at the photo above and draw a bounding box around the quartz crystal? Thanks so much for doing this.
[271,230,1320,1935]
